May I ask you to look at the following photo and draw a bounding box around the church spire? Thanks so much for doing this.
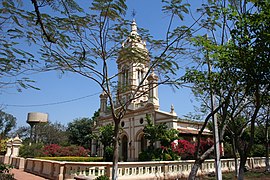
[130,19,138,36]
[121,19,146,49]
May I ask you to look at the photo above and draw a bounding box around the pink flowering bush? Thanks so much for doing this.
[42,144,90,157]
[171,138,214,160]
[171,140,196,159]
[42,144,62,157]
[200,138,214,153]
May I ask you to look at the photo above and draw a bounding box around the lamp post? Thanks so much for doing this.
[206,45,222,180]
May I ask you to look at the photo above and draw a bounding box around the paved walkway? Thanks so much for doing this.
[10,169,48,180]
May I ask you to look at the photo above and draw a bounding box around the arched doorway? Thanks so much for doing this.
[121,135,128,161]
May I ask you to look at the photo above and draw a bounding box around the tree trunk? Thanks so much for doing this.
[112,123,120,180]
[232,137,238,178]
[188,160,202,180]
[234,156,238,179]
[238,156,247,180]
[265,111,270,172]
[188,146,214,180]
[266,142,270,172]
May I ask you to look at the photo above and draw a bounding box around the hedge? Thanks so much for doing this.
[36,156,103,162]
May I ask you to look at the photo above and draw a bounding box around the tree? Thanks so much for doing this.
[141,114,179,161]
[36,121,68,146]
[10,126,30,141]
[25,1,190,179]
[1,1,199,179]
[159,128,179,148]
[67,117,94,149]
[0,110,16,139]
[261,106,270,172]
[12,121,68,146]
[94,124,114,161]
[226,1,270,179]
[182,1,270,179]
[143,114,168,150]
[0,0,47,92]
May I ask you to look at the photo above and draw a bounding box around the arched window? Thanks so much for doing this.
[140,134,147,152]
[137,69,143,85]
[121,135,128,161]
[122,67,129,87]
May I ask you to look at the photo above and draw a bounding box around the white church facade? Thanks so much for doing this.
[91,20,210,161]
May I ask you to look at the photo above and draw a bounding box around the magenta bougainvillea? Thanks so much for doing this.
[171,138,214,159]
[171,140,196,159]
[42,144,90,157]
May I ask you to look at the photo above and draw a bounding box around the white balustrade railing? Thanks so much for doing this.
[0,156,266,180]
[64,162,109,179]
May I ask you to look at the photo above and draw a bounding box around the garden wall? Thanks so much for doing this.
[0,156,266,180]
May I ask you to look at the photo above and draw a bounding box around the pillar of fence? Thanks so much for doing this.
[11,135,22,157]
[4,138,13,164]
[4,135,22,165]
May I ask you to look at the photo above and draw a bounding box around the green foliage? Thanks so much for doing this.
[0,163,12,174]
[95,175,110,180]
[0,110,16,139]
[162,0,190,20]
[138,147,179,161]
[14,121,68,146]
[160,129,179,147]
[0,139,7,155]
[223,142,234,158]
[0,173,14,180]
[141,115,180,161]
[19,143,44,158]
[250,144,265,157]
[91,0,127,20]
[0,0,41,91]
[37,156,103,162]
[96,124,114,149]
[67,117,94,149]
[10,126,30,142]
[36,122,69,146]
[143,114,168,149]
[104,146,113,162]
[138,148,161,161]
[93,124,114,160]
[0,163,14,180]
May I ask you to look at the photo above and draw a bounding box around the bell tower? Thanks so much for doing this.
[116,20,150,110]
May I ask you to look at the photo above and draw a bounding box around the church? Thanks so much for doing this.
[91,20,210,161]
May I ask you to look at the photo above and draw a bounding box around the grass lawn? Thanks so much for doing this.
[197,168,270,180]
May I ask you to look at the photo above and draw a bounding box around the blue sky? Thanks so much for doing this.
[1,0,202,128]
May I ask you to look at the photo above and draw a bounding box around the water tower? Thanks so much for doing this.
[27,112,48,144]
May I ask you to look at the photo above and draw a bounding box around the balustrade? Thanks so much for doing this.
[0,156,266,180]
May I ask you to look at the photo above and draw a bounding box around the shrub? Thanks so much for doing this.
[104,146,113,162]
[42,144,62,157]
[42,144,90,157]
[37,156,103,162]
[19,143,44,158]
[160,146,179,161]
[199,138,214,153]
[0,139,7,155]
[171,140,195,160]
[95,175,109,180]
[163,153,172,161]
[251,144,265,157]
[223,142,234,158]
[0,163,14,180]
[138,150,154,161]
